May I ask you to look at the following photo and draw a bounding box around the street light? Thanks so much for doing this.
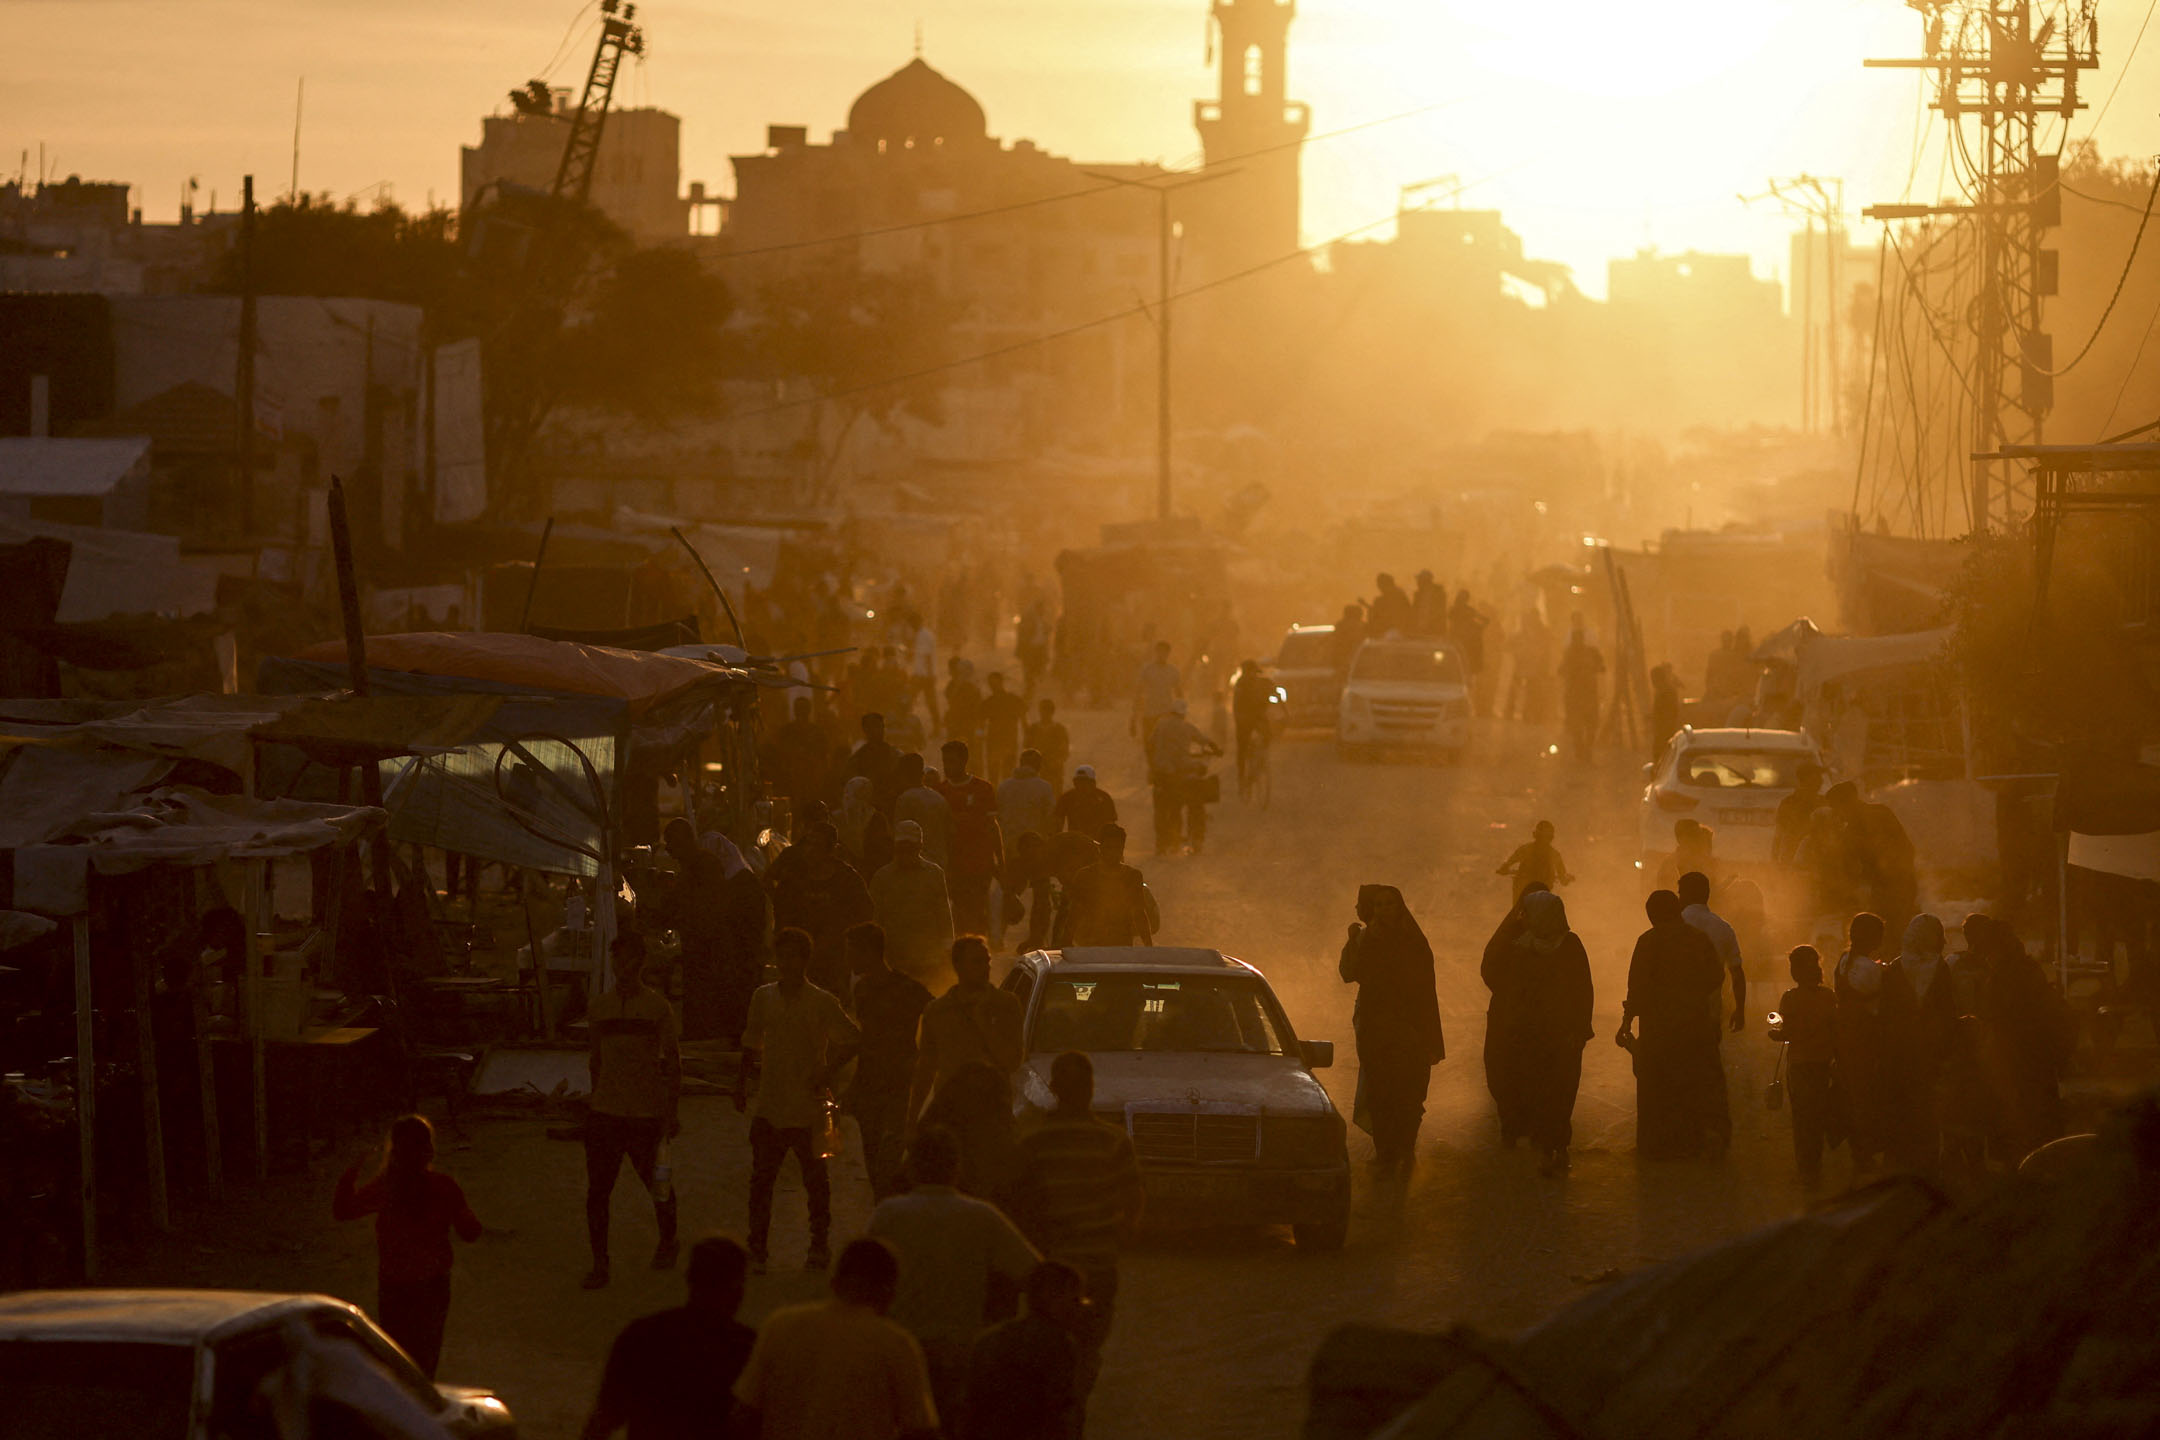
[1082,166,1238,523]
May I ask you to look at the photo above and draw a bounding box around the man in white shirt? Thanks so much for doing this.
[868,1126,1040,1423]
[1676,869,1747,1032]
[741,927,861,1273]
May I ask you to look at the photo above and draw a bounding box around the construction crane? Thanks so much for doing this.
[552,0,644,205]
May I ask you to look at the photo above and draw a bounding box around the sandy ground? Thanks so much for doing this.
[102,707,1841,1439]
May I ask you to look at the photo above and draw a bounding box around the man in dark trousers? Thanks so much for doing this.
[934,739,1004,935]
[1616,890,1727,1160]
[582,938,680,1289]
[847,712,902,815]
[846,921,931,1201]
[962,1262,1088,1440]
[581,1236,756,1440]
[741,927,860,1273]
[1775,945,1840,1188]
[659,819,730,1041]
[1052,764,1117,838]
[1012,1052,1145,1408]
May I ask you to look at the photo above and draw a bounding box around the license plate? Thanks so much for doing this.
[1146,1172,1248,1204]
[1721,809,1776,826]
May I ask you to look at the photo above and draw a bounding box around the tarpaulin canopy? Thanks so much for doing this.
[0,746,172,848]
[1796,627,1950,697]
[291,631,738,716]
[12,786,384,915]
[0,694,292,775]
[2056,760,2160,837]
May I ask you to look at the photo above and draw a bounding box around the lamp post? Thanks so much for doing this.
[1082,167,1237,523]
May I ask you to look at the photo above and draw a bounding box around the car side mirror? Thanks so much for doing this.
[1641,762,1656,778]
[1300,1039,1334,1069]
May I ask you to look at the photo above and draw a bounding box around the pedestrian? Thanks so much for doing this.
[847,712,903,816]
[729,1238,939,1440]
[1052,764,1117,837]
[1827,782,1919,934]
[581,938,681,1290]
[1330,604,1367,676]
[769,696,831,811]
[870,1126,1042,1427]
[332,1114,481,1378]
[920,1060,1025,1207]
[1146,699,1219,855]
[1775,945,1840,1188]
[946,659,986,753]
[1888,912,1956,1170]
[894,752,954,868]
[1558,614,1604,761]
[740,927,860,1274]
[934,740,1005,935]
[1131,640,1183,746]
[870,820,957,983]
[1479,884,1538,1147]
[1339,885,1445,1170]
[981,672,1028,785]
[1411,571,1447,637]
[581,1236,756,1440]
[1065,824,1155,947]
[1773,761,1826,866]
[1656,818,1721,894]
[659,820,729,1042]
[1969,913,2071,1162]
[1026,700,1071,796]
[1367,573,1413,637]
[1488,890,1594,1176]
[768,820,875,996]
[1448,589,1492,715]
[1495,819,1573,901]
[909,935,1025,1130]
[1679,870,1749,1045]
[1616,890,1727,1160]
[1833,911,1893,1170]
[1010,1052,1145,1407]
[1649,663,1682,761]
[997,750,1056,847]
[848,922,932,1203]
[838,775,880,866]
[962,1261,1088,1440]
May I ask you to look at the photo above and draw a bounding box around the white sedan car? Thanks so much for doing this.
[1003,946,1351,1249]
[1638,726,1823,868]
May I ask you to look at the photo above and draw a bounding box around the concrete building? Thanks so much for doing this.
[0,177,238,295]
[1188,0,1310,280]
[460,94,697,243]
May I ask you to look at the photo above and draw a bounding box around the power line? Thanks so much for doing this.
[714,189,1479,428]
[2029,158,2160,375]
[2085,0,2159,137]
[711,99,1468,264]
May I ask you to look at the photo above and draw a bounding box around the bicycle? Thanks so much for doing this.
[1237,717,1273,808]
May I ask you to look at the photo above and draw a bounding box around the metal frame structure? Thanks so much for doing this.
[552,0,645,206]
[1867,0,2100,535]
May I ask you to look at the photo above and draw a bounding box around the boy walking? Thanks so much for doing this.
[1778,945,1840,1187]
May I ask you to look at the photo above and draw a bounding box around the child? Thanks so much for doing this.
[1497,820,1574,901]
[333,1114,481,1377]
[1777,946,1841,1187]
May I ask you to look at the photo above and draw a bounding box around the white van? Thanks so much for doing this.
[1337,639,1471,761]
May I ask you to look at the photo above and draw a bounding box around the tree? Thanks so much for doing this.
[745,261,961,502]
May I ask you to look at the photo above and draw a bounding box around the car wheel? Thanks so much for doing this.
[1294,1188,1350,1250]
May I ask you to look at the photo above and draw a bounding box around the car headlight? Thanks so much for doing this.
[1264,1113,1345,1165]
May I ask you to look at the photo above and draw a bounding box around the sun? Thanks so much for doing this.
[1392,0,1795,99]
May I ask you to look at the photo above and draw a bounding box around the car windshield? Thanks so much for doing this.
[1352,645,1462,684]
[1678,749,1806,788]
[0,1339,195,1440]
[1276,631,1333,668]
[1032,974,1291,1056]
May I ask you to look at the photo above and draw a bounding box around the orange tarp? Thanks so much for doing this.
[294,632,729,714]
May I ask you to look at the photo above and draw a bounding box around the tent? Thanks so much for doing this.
[1309,1100,2160,1440]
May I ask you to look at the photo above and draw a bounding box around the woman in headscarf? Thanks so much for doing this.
[1480,883,1542,1147]
[1885,912,1955,1169]
[1617,889,1727,1160]
[1340,885,1445,1170]
[1501,889,1595,1175]
[1969,914,2071,1161]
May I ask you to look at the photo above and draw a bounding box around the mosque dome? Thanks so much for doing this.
[846,58,988,151]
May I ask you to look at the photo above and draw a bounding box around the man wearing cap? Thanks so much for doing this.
[1145,700,1219,856]
[870,819,957,982]
[1054,765,1118,840]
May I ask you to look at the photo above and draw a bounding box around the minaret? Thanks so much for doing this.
[1192,0,1309,274]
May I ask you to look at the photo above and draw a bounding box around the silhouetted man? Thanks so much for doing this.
[730,1238,938,1440]
[741,927,859,1273]
[583,939,680,1289]
[582,1236,755,1440]
[847,712,902,815]
[847,922,931,1201]
[934,740,1003,935]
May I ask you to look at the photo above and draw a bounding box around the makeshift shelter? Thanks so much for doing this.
[1308,1098,2160,1440]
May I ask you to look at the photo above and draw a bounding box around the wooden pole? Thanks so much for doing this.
[72,915,97,1280]
[247,865,268,1182]
[133,940,170,1231]
[670,525,747,650]
[518,516,555,634]
[191,939,222,1198]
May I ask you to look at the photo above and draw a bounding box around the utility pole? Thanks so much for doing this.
[1083,167,1236,523]
[235,174,257,537]
[1866,1,2097,535]
[1743,174,1846,434]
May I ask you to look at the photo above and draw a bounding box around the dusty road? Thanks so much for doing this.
[108,709,1827,1439]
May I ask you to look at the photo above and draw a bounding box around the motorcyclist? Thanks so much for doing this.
[1147,700,1221,855]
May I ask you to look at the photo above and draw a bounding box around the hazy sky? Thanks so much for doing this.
[6,0,2157,298]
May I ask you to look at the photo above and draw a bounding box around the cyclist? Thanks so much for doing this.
[1230,659,1276,799]
[1146,700,1221,855]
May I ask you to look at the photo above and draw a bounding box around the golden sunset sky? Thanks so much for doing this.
[6,0,2157,298]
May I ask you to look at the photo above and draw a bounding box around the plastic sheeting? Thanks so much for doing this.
[380,734,614,878]
[0,745,171,847]
[1796,628,1951,697]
